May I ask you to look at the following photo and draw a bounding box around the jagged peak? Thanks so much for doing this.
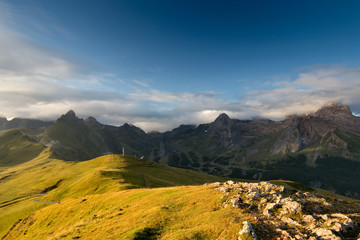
[210,113,233,136]
[314,102,352,117]
[64,110,76,118]
[85,116,97,123]
[59,110,80,122]
[319,101,349,110]
[122,122,137,129]
[214,113,231,123]
[84,116,101,128]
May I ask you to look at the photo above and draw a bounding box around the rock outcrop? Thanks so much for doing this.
[212,181,360,239]
[238,221,258,240]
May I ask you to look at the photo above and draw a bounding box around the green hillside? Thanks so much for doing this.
[43,112,107,160]
[2,185,247,239]
[1,150,360,239]
[0,129,44,167]
[0,151,225,237]
[3,176,360,240]
[19,106,360,199]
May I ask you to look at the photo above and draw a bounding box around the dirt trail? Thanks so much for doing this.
[0,193,59,204]
[33,198,60,204]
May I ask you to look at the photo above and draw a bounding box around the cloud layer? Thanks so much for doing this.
[1,3,360,132]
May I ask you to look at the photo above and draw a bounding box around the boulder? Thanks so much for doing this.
[238,221,258,240]
[303,215,316,224]
[312,228,341,240]
[280,198,302,215]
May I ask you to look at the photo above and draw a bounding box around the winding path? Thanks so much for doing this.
[0,193,60,204]
[33,198,60,204]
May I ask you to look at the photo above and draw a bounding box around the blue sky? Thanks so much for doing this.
[1,0,360,131]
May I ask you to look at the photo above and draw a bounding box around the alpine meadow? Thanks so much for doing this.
[1,1,360,239]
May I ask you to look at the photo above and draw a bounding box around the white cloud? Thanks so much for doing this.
[132,79,151,88]
[244,67,360,119]
[1,27,360,131]
[1,2,360,132]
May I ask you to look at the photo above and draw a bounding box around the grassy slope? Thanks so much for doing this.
[44,116,106,160]
[2,149,359,239]
[0,129,44,167]
[4,185,249,240]
[0,152,225,237]
[4,180,360,240]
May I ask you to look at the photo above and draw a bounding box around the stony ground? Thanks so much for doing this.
[210,181,360,240]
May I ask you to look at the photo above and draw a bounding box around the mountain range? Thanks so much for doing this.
[1,102,360,198]
[1,102,360,239]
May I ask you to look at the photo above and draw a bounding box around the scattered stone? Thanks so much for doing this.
[281,216,301,227]
[238,221,257,240]
[214,181,359,240]
[331,213,349,219]
[319,214,329,221]
[218,186,230,193]
[263,203,278,217]
[229,196,243,208]
[280,198,302,215]
[259,197,268,205]
[306,223,317,231]
[211,182,221,187]
[275,228,294,240]
[312,227,341,240]
[328,222,343,233]
[227,180,235,185]
[303,215,316,224]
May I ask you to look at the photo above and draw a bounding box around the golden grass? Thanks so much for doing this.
[2,151,359,239]
[0,152,225,237]
[4,185,251,240]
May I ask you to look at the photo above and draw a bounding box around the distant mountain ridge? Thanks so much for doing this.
[0,117,52,130]
[1,101,360,198]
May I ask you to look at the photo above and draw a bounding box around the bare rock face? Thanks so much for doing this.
[84,116,102,129]
[314,102,360,133]
[207,113,242,151]
[315,102,355,121]
[63,110,77,119]
[211,181,360,240]
[270,102,360,155]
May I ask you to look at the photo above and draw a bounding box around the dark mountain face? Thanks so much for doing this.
[41,110,108,160]
[2,102,359,198]
[41,110,153,160]
[0,117,52,130]
[145,103,360,198]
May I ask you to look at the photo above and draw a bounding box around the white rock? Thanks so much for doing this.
[312,228,341,240]
[238,221,258,240]
[280,198,302,215]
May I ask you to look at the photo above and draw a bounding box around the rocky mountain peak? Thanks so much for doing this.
[64,110,77,118]
[314,102,352,118]
[211,113,232,132]
[313,102,359,131]
[207,113,241,150]
[214,113,231,123]
[84,116,101,128]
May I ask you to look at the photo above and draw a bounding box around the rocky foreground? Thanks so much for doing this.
[210,181,360,240]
